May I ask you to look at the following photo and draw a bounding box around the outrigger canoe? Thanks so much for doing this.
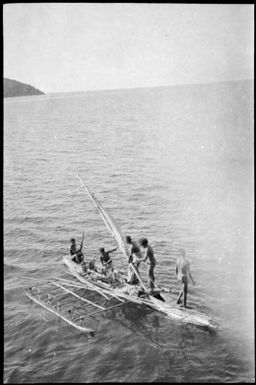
[25,174,217,333]
[62,174,218,330]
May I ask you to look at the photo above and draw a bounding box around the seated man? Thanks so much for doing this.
[98,246,117,274]
[88,259,97,272]
[70,238,77,256]
[76,250,84,264]
[70,234,84,264]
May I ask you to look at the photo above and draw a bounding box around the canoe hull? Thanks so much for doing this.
[62,255,217,330]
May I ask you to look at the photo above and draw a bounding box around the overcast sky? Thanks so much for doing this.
[3,3,254,93]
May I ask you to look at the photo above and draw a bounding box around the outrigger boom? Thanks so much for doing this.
[25,288,95,333]
[25,276,127,333]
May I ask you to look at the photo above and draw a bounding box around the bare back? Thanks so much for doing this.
[176,258,189,280]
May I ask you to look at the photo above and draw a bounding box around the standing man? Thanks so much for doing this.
[125,235,144,266]
[139,238,156,290]
[125,235,144,284]
[175,248,195,308]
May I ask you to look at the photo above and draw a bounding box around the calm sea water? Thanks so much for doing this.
[4,80,254,383]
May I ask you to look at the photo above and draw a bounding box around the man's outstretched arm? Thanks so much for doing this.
[108,247,118,253]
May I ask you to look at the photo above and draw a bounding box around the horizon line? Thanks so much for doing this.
[45,78,253,95]
[4,76,253,96]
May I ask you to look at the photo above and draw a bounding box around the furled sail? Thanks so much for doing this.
[77,173,130,261]
[76,173,148,292]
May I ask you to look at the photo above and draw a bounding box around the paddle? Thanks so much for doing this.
[72,232,85,264]
[79,231,85,252]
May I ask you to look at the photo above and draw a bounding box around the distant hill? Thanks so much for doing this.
[4,78,45,97]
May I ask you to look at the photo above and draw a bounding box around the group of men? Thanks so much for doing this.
[125,235,156,289]
[69,235,195,308]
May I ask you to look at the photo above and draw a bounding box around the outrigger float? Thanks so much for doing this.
[25,174,218,333]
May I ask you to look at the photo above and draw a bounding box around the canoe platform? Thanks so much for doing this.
[25,276,126,333]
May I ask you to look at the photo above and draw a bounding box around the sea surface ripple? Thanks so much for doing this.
[4,81,254,383]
